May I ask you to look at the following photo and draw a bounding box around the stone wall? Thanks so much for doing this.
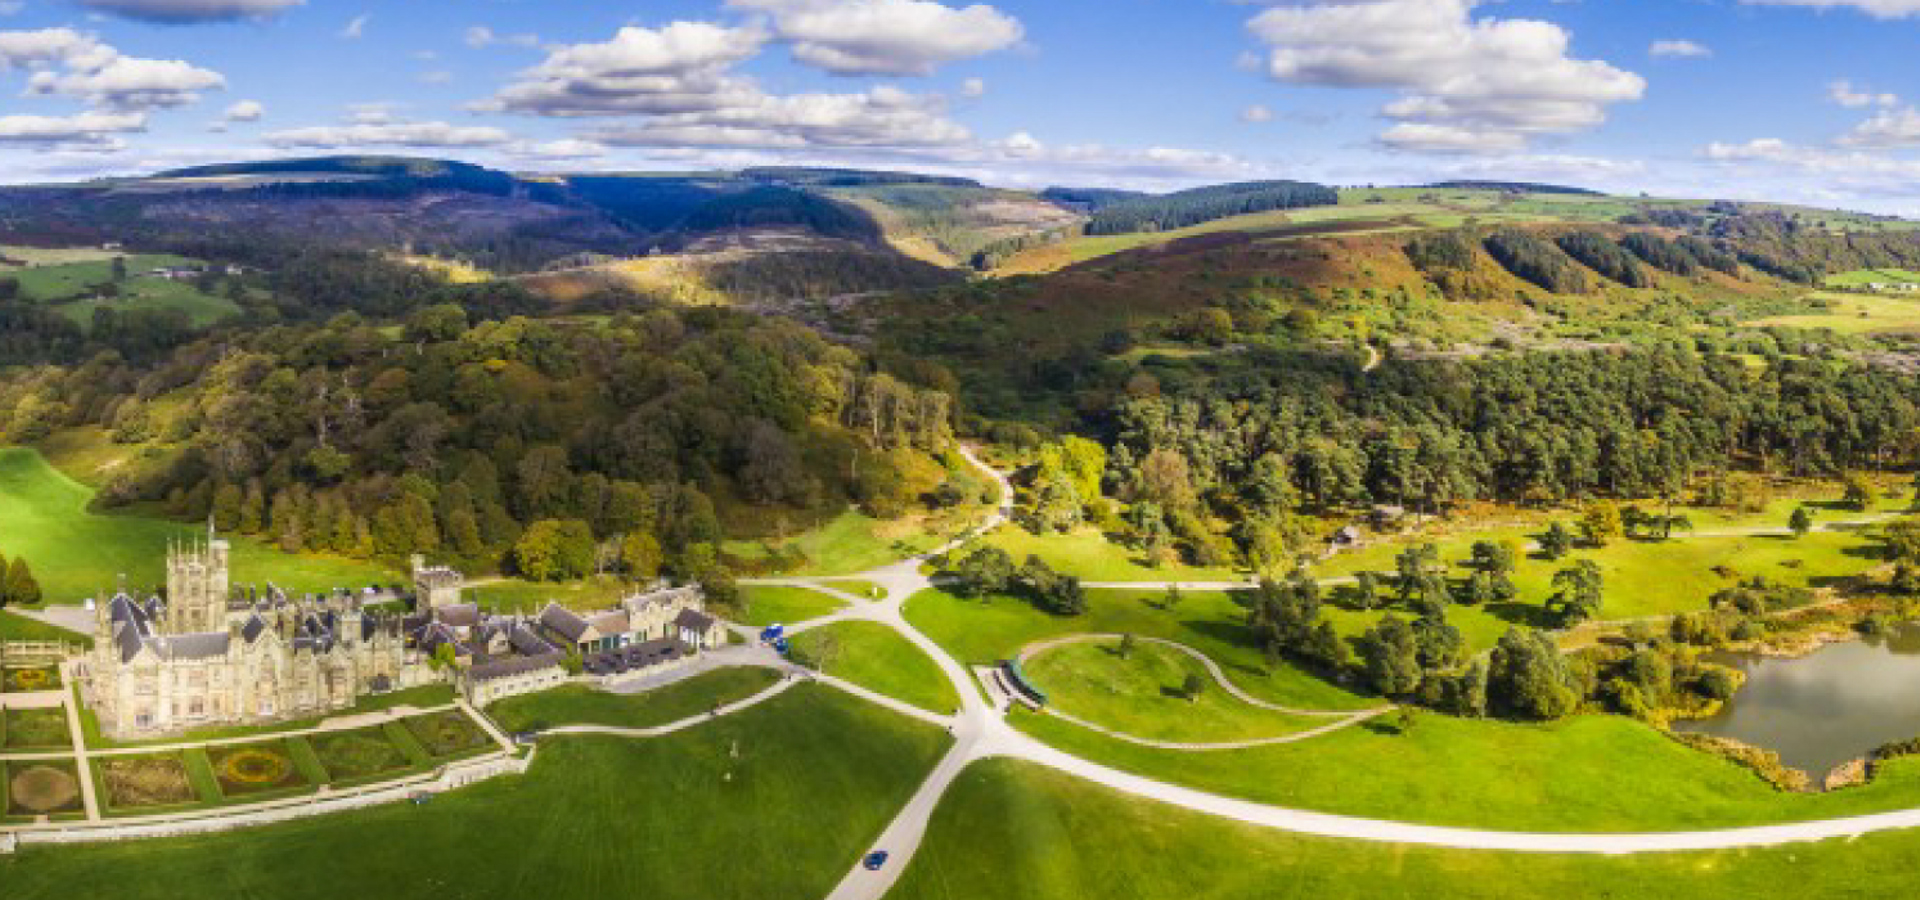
[3,752,531,851]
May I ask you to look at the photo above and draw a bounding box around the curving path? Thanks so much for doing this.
[1015,633,1371,719]
[716,447,1920,900]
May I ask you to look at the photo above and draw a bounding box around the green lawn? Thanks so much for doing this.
[791,621,961,716]
[79,683,454,751]
[1750,291,1920,334]
[1027,640,1330,743]
[892,758,1920,900]
[487,667,783,733]
[0,447,396,605]
[1314,526,1884,653]
[904,587,1373,712]
[1014,706,1920,832]
[726,509,951,576]
[979,526,1242,583]
[0,609,90,646]
[0,685,951,900]
[465,575,633,614]
[739,585,847,626]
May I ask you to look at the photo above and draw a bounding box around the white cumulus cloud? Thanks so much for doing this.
[727,0,1023,76]
[1830,79,1899,108]
[264,119,513,149]
[0,109,144,146]
[1247,0,1643,154]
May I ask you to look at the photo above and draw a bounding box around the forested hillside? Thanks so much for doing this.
[0,303,962,584]
[1084,180,1340,235]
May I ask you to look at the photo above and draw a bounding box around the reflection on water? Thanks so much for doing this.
[1671,623,1920,776]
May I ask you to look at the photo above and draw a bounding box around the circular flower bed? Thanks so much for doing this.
[216,748,292,787]
[9,764,80,815]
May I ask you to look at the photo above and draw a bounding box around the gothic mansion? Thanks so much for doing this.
[80,537,726,740]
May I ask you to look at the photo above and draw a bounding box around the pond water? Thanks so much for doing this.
[1671,625,1920,776]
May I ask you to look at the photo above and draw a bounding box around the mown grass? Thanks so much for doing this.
[791,620,961,715]
[892,758,1920,900]
[978,525,1242,583]
[738,584,847,626]
[0,447,396,605]
[79,683,454,751]
[465,575,633,614]
[905,587,1373,712]
[1027,640,1329,743]
[0,685,951,900]
[487,666,783,733]
[0,609,89,646]
[1013,706,1920,831]
[725,508,951,576]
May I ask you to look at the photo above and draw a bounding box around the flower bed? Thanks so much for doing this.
[4,707,71,749]
[206,742,304,797]
[98,753,198,809]
[310,727,411,782]
[404,711,492,757]
[7,760,83,816]
[1,665,61,693]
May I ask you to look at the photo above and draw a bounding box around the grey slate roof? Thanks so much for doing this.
[538,603,590,642]
[435,603,480,628]
[673,608,716,633]
[469,652,565,682]
[159,632,230,661]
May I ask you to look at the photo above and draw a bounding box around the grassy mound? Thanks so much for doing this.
[0,685,950,900]
[1027,640,1330,743]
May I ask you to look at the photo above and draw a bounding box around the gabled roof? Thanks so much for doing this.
[469,652,565,682]
[586,610,630,636]
[673,608,716,633]
[538,603,590,642]
[240,614,269,643]
[159,632,230,661]
[508,624,556,658]
[435,603,480,628]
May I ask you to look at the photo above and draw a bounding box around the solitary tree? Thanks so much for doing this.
[1182,673,1207,702]
[1789,506,1814,539]
[1540,522,1574,561]
[1118,633,1137,659]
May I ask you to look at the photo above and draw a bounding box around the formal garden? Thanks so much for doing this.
[4,760,83,819]
[404,711,493,758]
[1,665,62,694]
[306,727,414,784]
[3,708,71,750]
[206,742,307,799]
[95,753,199,812]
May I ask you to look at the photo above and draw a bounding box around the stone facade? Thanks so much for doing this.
[81,537,441,741]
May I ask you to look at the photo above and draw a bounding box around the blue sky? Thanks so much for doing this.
[6,0,1920,212]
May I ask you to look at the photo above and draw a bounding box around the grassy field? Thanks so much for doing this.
[0,685,950,900]
[0,447,395,604]
[725,509,955,576]
[1013,705,1920,831]
[465,575,633,614]
[978,526,1243,583]
[1824,268,1920,287]
[1750,291,1920,334]
[1313,524,1885,652]
[904,587,1374,712]
[0,609,89,645]
[0,251,241,329]
[791,621,961,715]
[1026,640,1330,743]
[487,666,783,733]
[892,758,1920,900]
[739,584,847,626]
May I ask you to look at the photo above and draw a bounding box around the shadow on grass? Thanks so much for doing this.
[1485,601,1559,628]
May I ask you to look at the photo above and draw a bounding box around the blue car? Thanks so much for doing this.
[863,851,889,871]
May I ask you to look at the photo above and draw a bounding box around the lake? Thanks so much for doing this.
[1670,625,1920,777]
